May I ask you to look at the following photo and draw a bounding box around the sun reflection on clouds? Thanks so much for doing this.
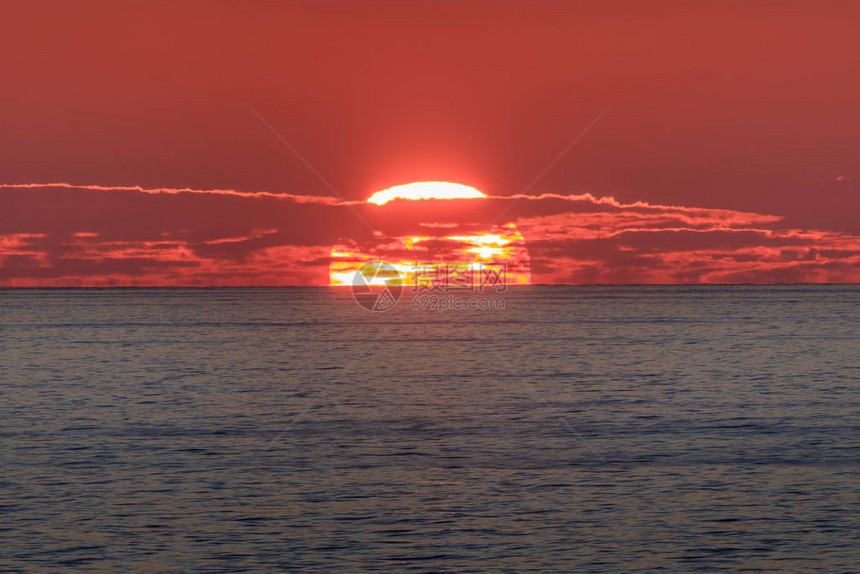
[330,184,530,287]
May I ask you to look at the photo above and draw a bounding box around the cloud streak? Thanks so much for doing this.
[0,182,341,203]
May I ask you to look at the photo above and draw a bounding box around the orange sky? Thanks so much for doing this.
[1,1,858,286]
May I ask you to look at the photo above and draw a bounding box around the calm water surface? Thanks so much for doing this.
[1,286,858,572]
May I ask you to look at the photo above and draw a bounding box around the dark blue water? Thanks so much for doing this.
[1,286,858,572]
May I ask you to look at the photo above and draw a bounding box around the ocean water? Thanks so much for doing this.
[1,286,858,572]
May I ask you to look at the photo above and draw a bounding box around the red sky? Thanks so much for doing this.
[1,1,859,286]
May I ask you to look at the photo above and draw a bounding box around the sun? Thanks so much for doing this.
[367,181,486,205]
[330,181,530,287]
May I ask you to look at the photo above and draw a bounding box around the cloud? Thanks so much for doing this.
[0,182,341,203]
[1,183,859,285]
[517,201,860,283]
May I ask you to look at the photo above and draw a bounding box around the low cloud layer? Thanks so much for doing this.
[1,183,858,286]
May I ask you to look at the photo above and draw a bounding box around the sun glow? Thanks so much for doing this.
[466,245,506,259]
[330,227,530,286]
[447,234,512,246]
[330,183,529,287]
[367,181,486,205]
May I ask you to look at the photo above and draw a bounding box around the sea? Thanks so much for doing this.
[1,286,858,572]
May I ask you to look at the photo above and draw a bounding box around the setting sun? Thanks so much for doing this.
[367,181,486,205]
[330,182,530,287]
